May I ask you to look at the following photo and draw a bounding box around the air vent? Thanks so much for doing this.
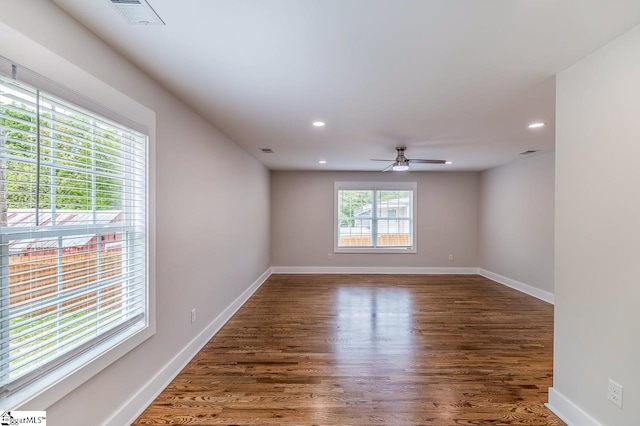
[519,150,540,155]
[260,148,274,154]
[108,0,165,25]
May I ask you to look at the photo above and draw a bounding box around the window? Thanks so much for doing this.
[335,182,417,253]
[0,74,148,402]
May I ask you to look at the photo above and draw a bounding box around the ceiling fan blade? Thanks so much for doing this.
[373,147,448,171]
[408,159,447,164]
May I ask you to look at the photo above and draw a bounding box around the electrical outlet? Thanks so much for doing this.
[448,254,453,261]
[607,379,623,408]
[327,253,333,260]
[191,308,197,324]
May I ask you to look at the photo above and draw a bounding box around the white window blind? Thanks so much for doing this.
[0,74,147,396]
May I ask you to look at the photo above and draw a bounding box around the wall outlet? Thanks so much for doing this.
[607,379,623,408]
[191,308,197,324]
[327,253,333,260]
[448,254,453,261]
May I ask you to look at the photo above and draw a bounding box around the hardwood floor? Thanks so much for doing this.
[134,274,564,425]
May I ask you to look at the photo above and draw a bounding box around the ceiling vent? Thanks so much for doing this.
[519,150,540,155]
[108,0,165,25]
[260,148,275,154]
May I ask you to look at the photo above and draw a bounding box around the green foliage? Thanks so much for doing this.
[378,190,405,202]
[338,190,371,227]
[1,100,123,211]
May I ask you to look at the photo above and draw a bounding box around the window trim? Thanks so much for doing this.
[0,58,156,410]
[334,181,417,254]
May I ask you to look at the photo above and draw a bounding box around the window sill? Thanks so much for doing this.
[7,320,154,410]
[335,247,416,254]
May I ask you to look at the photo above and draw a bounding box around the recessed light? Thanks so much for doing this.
[445,161,453,165]
[528,122,546,129]
[312,121,326,127]
[319,160,327,164]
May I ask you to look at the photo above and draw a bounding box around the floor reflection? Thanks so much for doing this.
[334,286,414,356]
[332,286,415,423]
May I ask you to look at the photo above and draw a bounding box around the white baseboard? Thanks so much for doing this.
[478,269,554,304]
[271,267,555,304]
[107,268,272,426]
[546,387,603,426]
[271,266,479,275]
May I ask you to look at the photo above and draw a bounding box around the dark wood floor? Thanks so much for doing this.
[134,274,564,425]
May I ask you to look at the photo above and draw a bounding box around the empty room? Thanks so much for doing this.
[1,1,639,425]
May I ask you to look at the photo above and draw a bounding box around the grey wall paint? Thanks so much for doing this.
[0,3,271,425]
[554,22,640,426]
[554,24,640,425]
[271,171,479,268]
[479,153,555,292]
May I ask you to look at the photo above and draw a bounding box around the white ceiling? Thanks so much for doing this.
[52,0,640,171]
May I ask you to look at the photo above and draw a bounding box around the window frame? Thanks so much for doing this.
[334,181,417,254]
[0,58,155,410]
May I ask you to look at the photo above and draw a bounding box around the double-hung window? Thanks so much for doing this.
[335,182,417,253]
[0,73,148,403]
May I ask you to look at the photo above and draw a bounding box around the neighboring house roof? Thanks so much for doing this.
[10,235,96,252]
[355,197,411,216]
[6,209,121,227]
[6,210,122,254]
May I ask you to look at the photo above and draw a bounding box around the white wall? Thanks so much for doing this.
[551,24,640,426]
[271,171,479,269]
[479,153,555,296]
[0,2,271,425]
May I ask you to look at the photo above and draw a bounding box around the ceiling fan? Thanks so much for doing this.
[371,146,450,172]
